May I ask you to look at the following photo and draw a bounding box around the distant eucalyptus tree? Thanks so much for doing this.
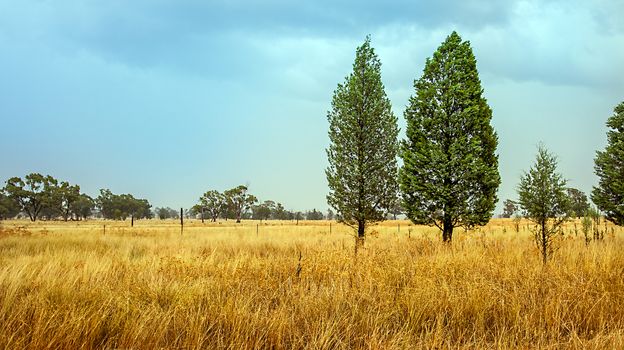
[199,190,226,222]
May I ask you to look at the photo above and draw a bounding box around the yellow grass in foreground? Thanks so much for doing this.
[0,219,623,349]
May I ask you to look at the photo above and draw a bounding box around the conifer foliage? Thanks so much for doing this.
[592,101,624,225]
[400,32,500,242]
[326,36,399,244]
[517,145,569,264]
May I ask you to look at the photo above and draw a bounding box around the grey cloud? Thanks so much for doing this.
[0,0,522,72]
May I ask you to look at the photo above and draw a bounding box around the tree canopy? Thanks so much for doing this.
[4,174,93,221]
[518,145,569,264]
[96,189,152,220]
[326,36,399,242]
[223,185,257,223]
[592,101,624,225]
[566,188,589,218]
[399,31,500,242]
[0,189,20,220]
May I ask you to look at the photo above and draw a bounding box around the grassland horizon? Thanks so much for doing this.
[1,218,623,349]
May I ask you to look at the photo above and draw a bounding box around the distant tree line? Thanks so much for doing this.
[1,176,332,223]
[501,187,590,219]
[95,189,152,221]
[191,185,334,223]
[154,207,180,220]
[0,173,152,222]
[1,173,94,221]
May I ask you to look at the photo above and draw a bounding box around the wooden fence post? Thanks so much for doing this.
[180,208,184,234]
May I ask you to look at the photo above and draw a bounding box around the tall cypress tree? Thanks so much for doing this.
[592,100,624,225]
[399,31,500,242]
[326,36,399,245]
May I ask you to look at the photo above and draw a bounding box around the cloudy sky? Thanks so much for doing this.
[1,0,622,214]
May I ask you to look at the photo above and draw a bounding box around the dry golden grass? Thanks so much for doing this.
[1,218,623,349]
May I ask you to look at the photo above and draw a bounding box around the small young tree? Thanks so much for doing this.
[592,100,624,225]
[326,36,399,248]
[518,145,570,264]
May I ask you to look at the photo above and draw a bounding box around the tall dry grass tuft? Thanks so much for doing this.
[0,219,623,349]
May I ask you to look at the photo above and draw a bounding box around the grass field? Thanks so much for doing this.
[1,218,623,349]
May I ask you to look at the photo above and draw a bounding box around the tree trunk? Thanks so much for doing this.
[355,220,366,254]
[131,215,134,227]
[541,221,547,264]
[357,220,365,238]
[442,217,453,243]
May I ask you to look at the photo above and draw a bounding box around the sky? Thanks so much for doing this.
[0,0,623,214]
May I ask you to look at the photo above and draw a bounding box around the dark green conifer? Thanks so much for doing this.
[400,32,500,242]
[326,36,399,245]
[592,101,624,225]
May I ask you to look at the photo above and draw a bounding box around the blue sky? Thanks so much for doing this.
[1,0,623,214]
